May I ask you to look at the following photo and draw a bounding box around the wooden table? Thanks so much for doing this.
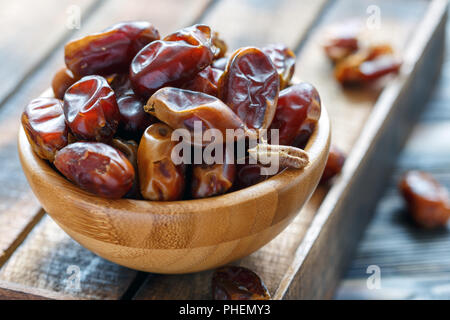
[0,0,447,299]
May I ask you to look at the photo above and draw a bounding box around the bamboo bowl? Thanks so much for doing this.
[18,93,331,274]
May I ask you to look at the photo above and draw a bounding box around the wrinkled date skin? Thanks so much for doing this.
[335,44,401,86]
[181,66,223,97]
[110,73,156,138]
[218,47,279,134]
[399,171,450,228]
[64,75,120,142]
[262,44,296,89]
[163,24,213,47]
[21,98,68,162]
[320,145,346,184]
[145,87,248,144]
[212,266,271,300]
[111,138,141,199]
[130,25,214,98]
[52,67,79,100]
[269,82,321,148]
[137,123,185,200]
[54,142,135,199]
[191,146,236,198]
[65,21,160,77]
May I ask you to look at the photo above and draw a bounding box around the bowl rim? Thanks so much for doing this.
[18,89,330,215]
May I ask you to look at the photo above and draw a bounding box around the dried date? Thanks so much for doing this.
[51,67,79,100]
[137,123,185,201]
[399,171,450,228]
[111,138,141,199]
[130,25,215,98]
[218,47,279,135]
[262,44,296,89]
[323,20,361,63]
[334,44,401,86]
[145,87,248,143]
[63,75,120,142]
[110,73,156,138]
[21,98,68,162]
[181,66,223,97]
[269,82,321,148]
[191,146,235,198]
[65,21,160,77]
[212,266,271,300]
[54,142,135,199]
[320,145,346,184]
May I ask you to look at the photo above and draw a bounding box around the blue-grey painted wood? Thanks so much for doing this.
[336,5,450,300]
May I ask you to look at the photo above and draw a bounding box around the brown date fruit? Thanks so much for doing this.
[111,138,141,199]
[218,47,279,135]
[51,67,79,100]
[399,171,450,228]
[145,87,248,144]
[262,44,296,89]
[65,21,160,77]
[163,24,213,47]
[181,66,223,97]
[110,74,156,138]
[320,145,346,184]
[233,160,273,190]
[323,20,361,63]
[269,82,321,148]
[212,31,227,58]
[212,56,228,71]
[130,25,214,98]
[212,266,270,300]
[334,44,401,86]
[191,146,235,198]
[21,98,68,162]
[64,75,120,142]
[54,142,135,199]
[137,123,185,201]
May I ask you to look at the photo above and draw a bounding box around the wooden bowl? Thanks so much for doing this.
[18,94,331,274]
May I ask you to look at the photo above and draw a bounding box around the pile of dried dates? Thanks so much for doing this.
[22,21,322,200]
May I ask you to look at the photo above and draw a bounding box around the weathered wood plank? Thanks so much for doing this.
[0,0,212,299]
[0,0,100,105]
[0,216,137,300]
[0,280,75,300]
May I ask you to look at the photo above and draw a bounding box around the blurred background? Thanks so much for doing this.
[0,0,448,300]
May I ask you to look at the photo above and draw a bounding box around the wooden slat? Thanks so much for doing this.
[133,0,330,300]
[0,216,137,300]
[0,280,76,300]
[0,0,100,105]
[0,0,212,299]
